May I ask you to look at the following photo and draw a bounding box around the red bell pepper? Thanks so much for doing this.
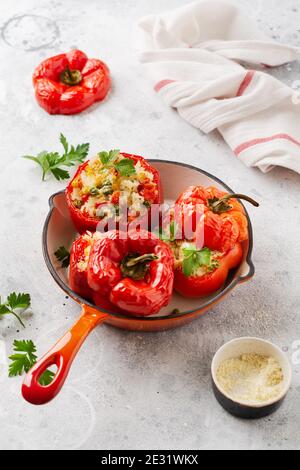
[69,232,121,312]
[33,49,111,115]
[66,152,162,234]
[69,232,94,300]
[175,186,258,253]
[173,242,243,298]
[69,230,174,316]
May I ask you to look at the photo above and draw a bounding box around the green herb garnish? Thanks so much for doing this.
[8,340,55,385]
[38,369,56,386]
[114,158,136,177]
[98,149,136,177]
[23,133,89,181]
[99,149,120,165]
[54,246,70,268]
[182,245,218,277]
[158,220,178,242]
[0,293,31,328]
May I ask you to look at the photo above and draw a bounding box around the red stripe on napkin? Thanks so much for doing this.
[236,71,255,97]
[154,79,175,92]
[235,133,300,156]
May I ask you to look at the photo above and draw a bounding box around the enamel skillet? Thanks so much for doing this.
[22,160,255,405]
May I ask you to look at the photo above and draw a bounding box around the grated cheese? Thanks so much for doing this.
[216,353,284,404]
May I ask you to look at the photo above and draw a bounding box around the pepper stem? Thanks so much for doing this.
[125,253,158,267]
[120,253,159,281]
[209,193,259,214]
[60,67,83,86]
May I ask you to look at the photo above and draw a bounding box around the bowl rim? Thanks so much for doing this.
[211,336,293,408]
[42,159,255,322]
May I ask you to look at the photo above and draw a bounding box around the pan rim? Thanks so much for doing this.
[42,159,255,322]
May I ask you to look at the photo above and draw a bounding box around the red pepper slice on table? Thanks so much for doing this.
[175,186,258,253]
[33,49,111,115]
[69,230,174,316]
[66,151,162,234]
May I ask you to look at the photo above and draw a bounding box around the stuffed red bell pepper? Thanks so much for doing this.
[158,183,258,297]
[33,49,111,115]
[66,151,162,234]
[69,230,174,316]
[69,231,98,301]
[175,186,259,253]
[171,240,243,297]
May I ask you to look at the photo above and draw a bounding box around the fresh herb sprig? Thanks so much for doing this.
[55,246,70,268]
[0,293,31,328]
[23,134,89,181]
[158,220,178,242]
[98,150,136,177]
[8,340,54,386]
[182,245,218,277]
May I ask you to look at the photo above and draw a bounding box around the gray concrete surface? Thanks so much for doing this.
[0,0,300,450]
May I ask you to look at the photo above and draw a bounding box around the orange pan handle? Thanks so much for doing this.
[22,306,109,405]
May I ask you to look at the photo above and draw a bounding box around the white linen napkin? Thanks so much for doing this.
[137,1,300,174]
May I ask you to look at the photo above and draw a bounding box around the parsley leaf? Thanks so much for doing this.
[0,304,10,315]
[8,340,37,376]
[170,220,178,240]
[99,149,120,165]
[54,246,70,268]
[8,340,55,386]
[39,369,55,386]
[158,228,171,241]
[23,134,89,181]
[182,254,195,277]
[98,149,136,177]
[158,221,178,242]
[0,292,31,328]
[7,293,31,310]
[51,167,70,181]
[182,245,215,277]
[114,158,136,177]
[8,354,32,376]
[60,133,69,154]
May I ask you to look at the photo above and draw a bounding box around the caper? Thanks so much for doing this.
[90,187,100,197]
[103,188,113,196]
[101,183,113,196]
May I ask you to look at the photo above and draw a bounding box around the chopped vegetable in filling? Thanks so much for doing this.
[71,152,158,220]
